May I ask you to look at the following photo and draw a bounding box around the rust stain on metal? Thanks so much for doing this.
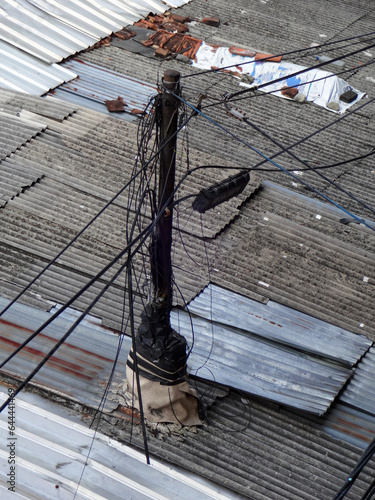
[0,336,93,380]
[332,416,372,442]
[0,318,33,334]
[0,320,114,362]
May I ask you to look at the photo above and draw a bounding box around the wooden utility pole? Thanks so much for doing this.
[151,69,180,307]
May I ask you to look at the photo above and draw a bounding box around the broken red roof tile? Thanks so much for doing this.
[281,86,298,98]
[155,47,171,58]
[202,17,220,27]
[229,46,256,57]
[161,21,190,33]
[105,96,126,112]
[113,28,136,40]
[134,19,160,30]
[170,13,192,23]
[255,53,283,62]
[143,30,202,59]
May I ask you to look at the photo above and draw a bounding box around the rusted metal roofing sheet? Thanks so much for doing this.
[51,58,157,115]
[322,403,375,450]
[0,297,129,412]
[170,284,371,415]
[0,389,241,500]
[340,346,375,415]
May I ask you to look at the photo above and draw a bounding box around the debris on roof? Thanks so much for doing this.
[47,59,157,117]
[192,43,365,113]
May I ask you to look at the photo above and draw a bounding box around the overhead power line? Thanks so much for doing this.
[180,31,375,80]
[226,106,375,217]
[164,86,375,230]
[224,39,375,101]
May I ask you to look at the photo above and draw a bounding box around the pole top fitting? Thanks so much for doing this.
[163,69,181,90]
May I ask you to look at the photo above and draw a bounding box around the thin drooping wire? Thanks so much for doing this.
[127,251,150,464]
[180,31,375,80]
[0,170,190,412]
[249,97,375,172]
[173,148,375,175]
[239,113,375,217]
[165,87,375,230]
[0,94,193,320]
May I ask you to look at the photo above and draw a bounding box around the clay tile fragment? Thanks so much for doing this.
[131,109,145,115]
[105,96,126,112]
[170,14,191,23]
[281,86,299,99]
[161,21,189,33]
[229,46,256,57]
[255,53,283,63]
[114,28,136,40]
[202,17,220,27]
[155,47,170,58]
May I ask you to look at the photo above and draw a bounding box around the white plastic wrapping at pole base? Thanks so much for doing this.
[125,364,202,426]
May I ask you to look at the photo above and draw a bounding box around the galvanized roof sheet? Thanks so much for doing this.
[0,388,242,500]
[0,297,128,412]
[340,346,375,416]
[52,58,158,115]
[0,0,191,95]
[186,283,372,367]
[170,285,370,415]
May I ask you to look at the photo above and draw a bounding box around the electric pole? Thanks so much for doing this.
[126,69,202,426]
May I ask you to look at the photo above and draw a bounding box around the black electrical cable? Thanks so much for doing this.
[180,31,375,80]
[361,478,375,500]
[0,97,195,319]
[201,57,375,111]
[177,148,375,174]
[334,437,375,499]
[127,251,150,464]
[246,96,375,172]
[225,40,375,101]
[164,87,375,230]
[239,113,375,217]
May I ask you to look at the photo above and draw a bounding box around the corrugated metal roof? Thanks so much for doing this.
[49,58,158,116]
[170,285,370,416]
[0,297,128,411]
[0,0,191,95]
[322,403,375,450]
[0,388,242,500]
[340,346,375,415]
[0,110,46,160]
[0,41,77,95]
[186,283,372,367]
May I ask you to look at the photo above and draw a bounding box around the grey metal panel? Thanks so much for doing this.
[322,403,375,450]
[0,389,240,500]
[0,0,190,94]
[57,58,157,113]
[171,308,352,415]
[0,40,77,94]
[187,284,372,367]
[0,297,129,412]
[340,346,375,415]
